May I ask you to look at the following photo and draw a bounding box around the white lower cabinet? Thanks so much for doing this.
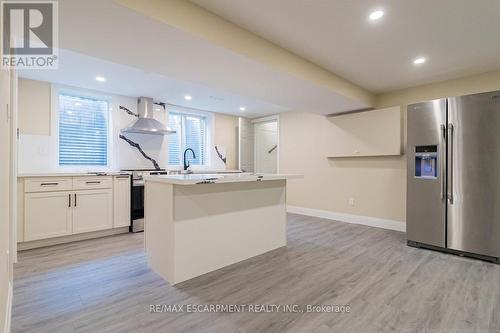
[25,191,73,241]
[21,176,126,244]
[72,189,113,234]
[113,176,131,228]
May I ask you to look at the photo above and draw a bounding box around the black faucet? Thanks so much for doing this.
[183,148,196,171]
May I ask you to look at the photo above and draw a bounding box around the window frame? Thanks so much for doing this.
[53,85,113,171]
[167,107,213,169]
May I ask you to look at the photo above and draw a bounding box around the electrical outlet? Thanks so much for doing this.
[348,197,355,206]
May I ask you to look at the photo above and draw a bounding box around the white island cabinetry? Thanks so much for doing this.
[144,173,300,285]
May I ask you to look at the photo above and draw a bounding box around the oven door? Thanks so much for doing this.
[131,182,144,232]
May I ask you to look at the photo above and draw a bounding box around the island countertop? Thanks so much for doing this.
[144,172,294,284]
[143,173,302,185]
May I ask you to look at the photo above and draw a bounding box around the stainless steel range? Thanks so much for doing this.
[121,169,170,232]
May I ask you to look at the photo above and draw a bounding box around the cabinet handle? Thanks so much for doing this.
[440,124,446,200]
[41,182,58,186]
[68,194,71,207]
[116,176,129,179]
[447,123,454,204]
[74,193,77,207]
[86,181,101,184]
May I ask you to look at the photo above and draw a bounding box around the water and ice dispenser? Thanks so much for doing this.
[414,145,438,179]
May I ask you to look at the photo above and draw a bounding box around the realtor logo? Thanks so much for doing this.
[1,0,58,69]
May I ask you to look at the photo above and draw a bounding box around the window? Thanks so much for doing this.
[58,93,109,166]
[168,112,207,166]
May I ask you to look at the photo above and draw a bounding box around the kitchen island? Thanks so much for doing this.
[143,173,299,284]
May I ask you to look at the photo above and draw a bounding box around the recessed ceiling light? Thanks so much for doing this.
[184,95,192,101]
[74,102,82,107]
[95,76,106,82]
[413,57,426,65]
[239,106,246,111]
[369,10,384,21]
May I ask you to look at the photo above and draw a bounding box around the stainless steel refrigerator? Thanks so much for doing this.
[407,90,500,263]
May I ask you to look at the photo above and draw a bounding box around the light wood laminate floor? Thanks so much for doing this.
[12,214,500,333]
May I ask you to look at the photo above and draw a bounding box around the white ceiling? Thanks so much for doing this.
[192,0,500,93]
[21,0,370,117]
[19,49,289,118]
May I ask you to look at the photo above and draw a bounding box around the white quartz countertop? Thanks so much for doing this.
[17,169,243,178]
[187,169,242,174]
[18,171,131,178]
[143,173,302,185]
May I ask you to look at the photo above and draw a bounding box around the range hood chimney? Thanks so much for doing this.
[121,97,175,135]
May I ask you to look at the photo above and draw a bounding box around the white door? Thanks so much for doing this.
[73,189,113,234]
[24,191,73,241]
[113,176,131,228]
[238,117,254,172]
[254,120,278,173]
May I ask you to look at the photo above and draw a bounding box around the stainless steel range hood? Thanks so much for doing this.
[121,97,175,135]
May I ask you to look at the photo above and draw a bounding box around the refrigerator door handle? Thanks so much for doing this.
[447,123,454,204]
[440,124,446,200]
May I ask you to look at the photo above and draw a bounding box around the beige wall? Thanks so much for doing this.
[280,70,500,223]
[214,113,239,169]
[376,70,500,108]
[279,111,406,221]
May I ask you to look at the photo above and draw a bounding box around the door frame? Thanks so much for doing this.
[251,115,279,173]
[9,69,18,264]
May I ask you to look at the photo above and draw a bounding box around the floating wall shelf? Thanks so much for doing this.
[326,106,403,158]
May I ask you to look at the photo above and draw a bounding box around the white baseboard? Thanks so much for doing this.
[287,205,406,232]
[4,282,12,333]
[18,227,130,251]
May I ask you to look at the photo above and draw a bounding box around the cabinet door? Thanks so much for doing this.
[73,189,113,234]
[113,176,131,228]
[25,191,72,241]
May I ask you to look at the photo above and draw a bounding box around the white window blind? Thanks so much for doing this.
[59,94,109,166]
[168,112,206,166]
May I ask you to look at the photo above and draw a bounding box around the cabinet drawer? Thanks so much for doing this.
[73,176,112,190]
[24,177,73,193]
